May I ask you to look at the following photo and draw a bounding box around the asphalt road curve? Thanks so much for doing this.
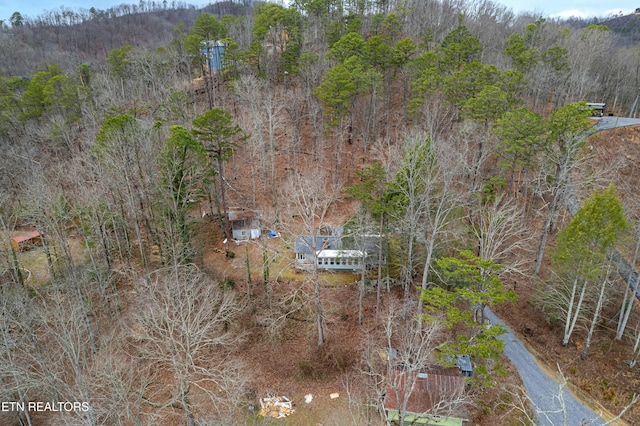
[485,308,604,426]
[490,114,640,425]
[595,116,640,131]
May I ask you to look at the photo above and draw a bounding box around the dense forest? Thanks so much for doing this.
[2,0,640,425]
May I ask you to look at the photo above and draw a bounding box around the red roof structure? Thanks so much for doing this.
[12,231,42,244]
[10,231,43,251]
[384,367,465,417]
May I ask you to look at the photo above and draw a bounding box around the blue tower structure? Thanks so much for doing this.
[201,40,226,70]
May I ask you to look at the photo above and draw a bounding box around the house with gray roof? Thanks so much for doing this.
[294,235,341,265]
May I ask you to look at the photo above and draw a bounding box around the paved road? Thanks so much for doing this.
[492,114,640,425]
[485,308,604,425]
[594,116,640,131]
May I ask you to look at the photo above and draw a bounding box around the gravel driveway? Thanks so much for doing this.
[485,308,604,425]
[485,114,639,425]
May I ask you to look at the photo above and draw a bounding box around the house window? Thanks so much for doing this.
[330,258,335,265]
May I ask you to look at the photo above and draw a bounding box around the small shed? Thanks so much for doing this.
[455,355,473,378]
[294,235,341,265]
[384,367,466,426]
[228,209,261,241]
[10,231,43,252]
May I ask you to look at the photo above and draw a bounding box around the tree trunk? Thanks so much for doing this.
[217,156,230,240]
[562,278,587,347]
[313,267,325,347]
[402,227,415,319]
[41,233,56,280]
[617,234,640,339]
[630,330,640,368]
[535,164,565,275]
[375,212,384,328]
[123,170,147,267]
[10,245,24,287]
[358,233,366,325]
[581,274,608,360]
[263,246,271,302]
[245,245,252,290]
[180,382,195,426]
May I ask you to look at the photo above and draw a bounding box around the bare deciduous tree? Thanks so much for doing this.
[472,193,533,276]
[388,131,461,316]
[132,264,249,425]
[0,283,39,426]
[534,103,592,275]
[254,280,306,343]
[88,334,154,426]
[281,166,340,347]
[232,75,285,210]
[616,216,640,341]
[34,280,103,426]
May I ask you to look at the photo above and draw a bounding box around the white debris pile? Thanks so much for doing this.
[259,394,294,418]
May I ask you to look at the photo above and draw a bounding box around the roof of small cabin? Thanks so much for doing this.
[201,40,226,48]
[228,209,259,222]
[294,235,340,254]
[384,367,464,416]
[455,355,472,373]
[11,231,42,244]
[317,249,365,258]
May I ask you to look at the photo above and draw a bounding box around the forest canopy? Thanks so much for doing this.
[2,0,640,425]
